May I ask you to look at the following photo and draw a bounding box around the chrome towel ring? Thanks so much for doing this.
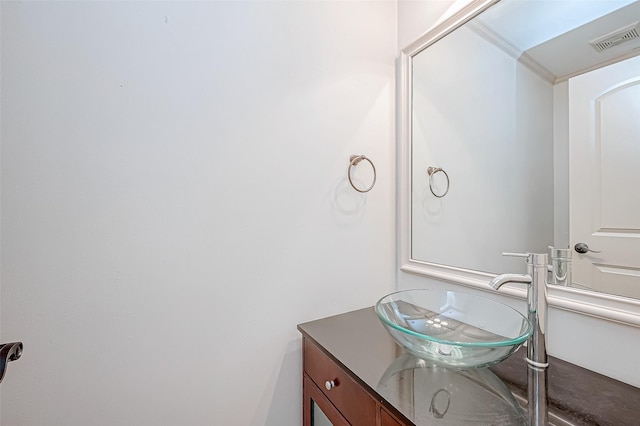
[427,166,450,198]
[348,155,376,193]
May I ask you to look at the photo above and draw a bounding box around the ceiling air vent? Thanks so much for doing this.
[590,21,640,52]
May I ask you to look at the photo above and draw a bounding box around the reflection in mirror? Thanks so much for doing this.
[409,0,640,301]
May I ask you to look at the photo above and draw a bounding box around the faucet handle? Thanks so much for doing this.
[503,251,549,267]
[502,252,531,260]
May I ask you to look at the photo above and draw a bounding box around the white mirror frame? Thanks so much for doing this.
[398,0,640,327]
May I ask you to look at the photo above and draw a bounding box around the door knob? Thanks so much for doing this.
[0,342,23,384]
[574,243,601,254]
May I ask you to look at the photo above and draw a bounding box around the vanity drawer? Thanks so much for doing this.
[304,338,376,426]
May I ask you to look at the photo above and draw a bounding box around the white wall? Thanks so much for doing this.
[398,0,640,388]
[0,1,396,424]
[397,0,462,50]
[0,1,2,419]
[553,81,570,248]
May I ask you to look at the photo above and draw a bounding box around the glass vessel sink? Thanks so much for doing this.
[375,289,532,369]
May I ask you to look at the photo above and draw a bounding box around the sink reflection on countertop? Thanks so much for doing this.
[377,354,526,425]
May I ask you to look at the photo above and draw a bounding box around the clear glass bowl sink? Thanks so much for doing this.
[375,289,532,369]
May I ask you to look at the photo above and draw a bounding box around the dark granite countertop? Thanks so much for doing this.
[298,307,640,426]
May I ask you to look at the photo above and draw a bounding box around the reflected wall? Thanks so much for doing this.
[411,23,554,274]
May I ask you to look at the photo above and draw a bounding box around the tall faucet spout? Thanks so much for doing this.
[488,273,532,290]
[490,252,549,426]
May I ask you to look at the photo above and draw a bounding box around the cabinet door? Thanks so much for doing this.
[303,375,349,426]
[380,408,403,426]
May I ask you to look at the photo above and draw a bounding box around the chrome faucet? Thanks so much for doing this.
[489,252,548,426]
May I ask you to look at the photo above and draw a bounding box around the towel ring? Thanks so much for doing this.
[348,155,376,193]
[427,166,450,198]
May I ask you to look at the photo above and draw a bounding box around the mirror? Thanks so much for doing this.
[399,0,640,325]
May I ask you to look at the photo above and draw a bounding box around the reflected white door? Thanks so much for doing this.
[569,55,640,299]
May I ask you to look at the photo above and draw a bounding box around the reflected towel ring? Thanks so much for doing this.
[427,166,450,198]
[348,155,376,193]
[429,388,451,419]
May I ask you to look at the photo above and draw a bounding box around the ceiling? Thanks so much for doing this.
[473,0,640,81]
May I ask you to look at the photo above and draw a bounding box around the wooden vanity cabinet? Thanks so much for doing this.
[302,337,408,426]
[379,409,403,426]
[303,375,350,426]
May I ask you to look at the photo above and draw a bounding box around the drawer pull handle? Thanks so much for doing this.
[325,380,337,390]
